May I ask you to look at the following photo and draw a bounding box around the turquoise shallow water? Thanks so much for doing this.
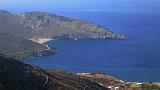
[24,12,160,82]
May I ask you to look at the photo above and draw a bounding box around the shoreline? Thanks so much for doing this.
[30,38,53,44]
[8,38,56,59]
[76,73,160,89]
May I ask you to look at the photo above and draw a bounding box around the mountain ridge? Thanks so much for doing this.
[0,10,127,40]
[0,10,127,58]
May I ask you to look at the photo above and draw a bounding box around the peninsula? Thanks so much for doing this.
[0,10,127,58]
[0,10,127,41]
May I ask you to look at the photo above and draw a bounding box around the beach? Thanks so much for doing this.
[30,38,53,44]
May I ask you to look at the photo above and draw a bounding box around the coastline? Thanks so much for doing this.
[7,38,56,59]
[76,73,160,90]
[21,38,160,90]
[29,38,53,44]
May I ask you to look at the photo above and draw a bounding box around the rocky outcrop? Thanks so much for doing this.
[0,10,127,40]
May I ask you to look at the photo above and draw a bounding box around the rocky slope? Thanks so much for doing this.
[0,53,107,90]
[0,10,126,40]
[77,73,127,90]
[0,10,126,58]
[0,33,54,59]
[1,53,160,90]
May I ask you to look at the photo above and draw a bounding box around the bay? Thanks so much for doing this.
[24,12,160,82]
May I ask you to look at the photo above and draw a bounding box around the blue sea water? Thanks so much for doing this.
[24,12,160,82]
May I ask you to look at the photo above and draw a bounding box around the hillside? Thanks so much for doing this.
[0,10,126,58]
[0,53,107,90]
[0,33,54,59]
[78,73,126,89]
[0,10,126,40]
[1,53,160,90]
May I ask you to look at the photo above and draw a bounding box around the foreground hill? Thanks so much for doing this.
[0,10,126,40]
[0,33,54,59]
[0,53,107,90]
[1,54,160,90]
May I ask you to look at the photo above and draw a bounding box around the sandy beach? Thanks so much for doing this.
[30,38,53,44]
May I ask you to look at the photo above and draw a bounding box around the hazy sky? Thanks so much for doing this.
[0,0,159,14]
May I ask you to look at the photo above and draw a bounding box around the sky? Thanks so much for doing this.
[0,0,160,14]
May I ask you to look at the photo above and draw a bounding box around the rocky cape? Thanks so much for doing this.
[0,10,127,58]
[0,10,127,40]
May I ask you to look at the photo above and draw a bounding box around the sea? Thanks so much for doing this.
[24,12,160,82]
